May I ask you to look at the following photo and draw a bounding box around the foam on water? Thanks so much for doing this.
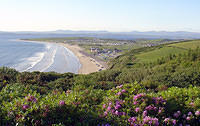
[24,52,45,71]
[40,45,57,72]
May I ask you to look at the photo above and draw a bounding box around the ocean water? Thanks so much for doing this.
[0,34,81,73]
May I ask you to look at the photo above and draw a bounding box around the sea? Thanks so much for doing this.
[0,34,81,73]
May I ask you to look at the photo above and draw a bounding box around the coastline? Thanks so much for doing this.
[59,43,106,74]
[18,39,107,74]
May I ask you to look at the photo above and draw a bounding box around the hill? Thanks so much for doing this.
[2,30,200,39]
[1,40,200,125]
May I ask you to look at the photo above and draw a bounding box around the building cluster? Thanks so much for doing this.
[144,43,158,47]
[90,47,122,60]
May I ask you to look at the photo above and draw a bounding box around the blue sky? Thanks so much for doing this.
[0,0,200,32]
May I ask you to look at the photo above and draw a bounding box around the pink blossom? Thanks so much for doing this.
[135,107,140,112]
[173,111,181,118]
[114,104,121,110]
[116,85,123,89]
[115,110,119,115]
[186,116,191,121]
[59,100,65,106]
[143,110,147,117]
[188,112,193,116]
[145,105,157,111]
[107,106,111,111]
[116,92,122,96]
[195,110,200,116]
[22,105,29,110]
[190,102,195,107]
[121,89,126,93]
[102,104,106,109]
[128,117,137,123]
[104,111,108,116]
[158,107,163,114]
[133,101,138,105]
[26,95,37,102]
[172,119,176,125]
[143,116,159,126]
[133,93,146,100]
[122,112,126,115]
[111,109,115,114]
[164,118,170,123]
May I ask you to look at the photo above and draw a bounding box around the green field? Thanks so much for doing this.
[131,40,200,63]
[169,40,200,49]
[135,46,186,63]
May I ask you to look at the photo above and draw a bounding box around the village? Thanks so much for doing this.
[90,47,122,60]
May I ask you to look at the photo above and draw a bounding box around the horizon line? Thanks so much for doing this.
[1,29,200,33]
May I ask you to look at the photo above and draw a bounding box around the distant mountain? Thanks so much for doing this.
[1,30,200,40]
[10,30,109,34]
[128,31,200,36]
[51,30,109,34]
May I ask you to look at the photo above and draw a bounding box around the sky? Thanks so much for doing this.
[0,0,200,32]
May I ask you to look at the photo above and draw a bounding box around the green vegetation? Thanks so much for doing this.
[136,46,185,63]
[169,40,200,49]
[1,40,200,125]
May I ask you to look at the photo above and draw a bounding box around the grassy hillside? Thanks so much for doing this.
[136,40,200,63]
[135,46,185,63]
[110,39,200,68]
[1,40,200,125]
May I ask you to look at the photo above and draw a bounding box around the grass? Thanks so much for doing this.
[169,40,200,49]
[135,46,186,63]
[135,40,200,63]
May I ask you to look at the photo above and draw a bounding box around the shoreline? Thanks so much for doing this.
[59,43,106,74]
[18,39,107,74]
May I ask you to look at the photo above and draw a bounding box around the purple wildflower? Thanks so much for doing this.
[182,114,186,118]
[133,101,138,105]
[104,111,108,116]
[143,110,148,117]
[164,118,170,123]
[128,117,137,123]
[22,104,29,110]
[195,110,200,116]
[115,110,119,115]
[111,109,115,114]
[59,100,65,106]
[103,104,106,109]
[174,111,181,118]
[115,104,121,110]
[133,93,146,100]
[116,92,122,96]
[116,85,123,89]
[190,102,195,107]
[172,119,177,125]
[143,116,159,126]
[135,107,140,113]
[26,95,37,102]
[107,106,111,111]
[188,112,193,116]
[122,112,126,115]
[121,89,126,93]
[145,105,157,111]
[186,116,191,121]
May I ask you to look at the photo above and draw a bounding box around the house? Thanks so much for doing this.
[90,47,101,53]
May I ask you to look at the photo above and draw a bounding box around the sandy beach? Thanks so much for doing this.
[59,43,106,74]
[18,39,106,74]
